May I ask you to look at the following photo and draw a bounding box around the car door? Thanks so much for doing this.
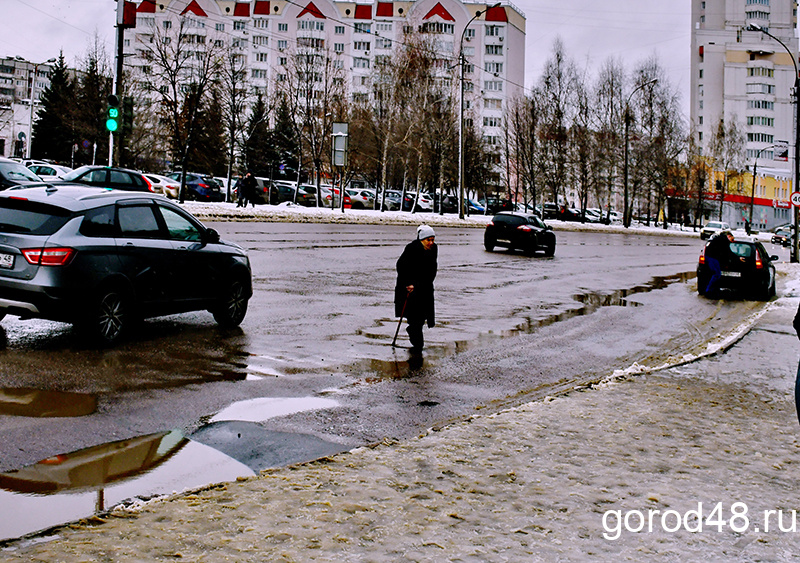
[156,203,223,304]
[114,201,176,311]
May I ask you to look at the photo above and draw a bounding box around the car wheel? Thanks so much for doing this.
[84,288,131,346]
[484,237,495,252]
[212,278,249,328]
[544,243,555,257]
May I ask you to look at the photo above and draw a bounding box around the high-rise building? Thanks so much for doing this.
[126,0,525,183]
[690,0,798,228]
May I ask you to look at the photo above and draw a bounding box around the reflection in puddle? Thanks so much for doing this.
[210,396,339,423]
[0,430,254,543]
[0,388,97,417]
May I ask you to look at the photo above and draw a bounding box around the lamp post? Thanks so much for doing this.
[26,58,56,159]
[458,2,500,219]
[748,23,799,263]
[622,78,657,228]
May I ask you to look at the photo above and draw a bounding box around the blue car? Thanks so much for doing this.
[168,172,225,202]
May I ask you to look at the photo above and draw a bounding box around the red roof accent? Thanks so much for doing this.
[121,1,137,26]
[137,0,156,13]
[254,1,271,15]
[181,0,208,17]
[233,2,250,16]
[484,5,507,22]
[699,45,704,56]
[298,1,325,18]
[376,2,393,16]
[423,2,454,21]
[354,4,372,19]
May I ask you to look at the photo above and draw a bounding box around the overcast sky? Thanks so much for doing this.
[3,0,691,114]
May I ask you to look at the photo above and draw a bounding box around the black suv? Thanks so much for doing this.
[697,235,777,300]
[484,211,556,256]
[0,185,252,344]
[62,165,153,192]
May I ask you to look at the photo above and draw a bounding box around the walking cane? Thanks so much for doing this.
[391,290,410,348]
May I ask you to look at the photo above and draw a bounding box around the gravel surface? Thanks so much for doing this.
[3,266,799,561]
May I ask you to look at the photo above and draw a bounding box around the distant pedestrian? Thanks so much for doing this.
[395,225,438,352]
[703,230,736,298]
[238,172,257,208]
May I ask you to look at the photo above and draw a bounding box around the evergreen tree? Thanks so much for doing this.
[243,91,271,176]
[272,94,298,180]
[31,53,75,163]
[187,88,227,175]
[74,50,111,166]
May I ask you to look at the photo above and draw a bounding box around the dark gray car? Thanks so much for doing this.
[0,185,252,345]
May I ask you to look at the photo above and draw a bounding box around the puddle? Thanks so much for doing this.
[356,272,695,380]
[209,396,339,423]
[0,388,97,417]
[0,430,254,543]
[0,396,348,544]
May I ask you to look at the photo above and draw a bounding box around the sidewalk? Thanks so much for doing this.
[3,273,800,561]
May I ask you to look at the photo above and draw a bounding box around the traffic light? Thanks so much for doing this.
[122,96,133,135]
[106,94,120,132]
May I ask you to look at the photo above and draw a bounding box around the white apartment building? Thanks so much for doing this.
[0,57,55,159]
[127,0,525,178]
[691,0,797,177]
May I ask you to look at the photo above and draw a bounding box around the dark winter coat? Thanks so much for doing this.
[395,239,438,327]
[705,232,735,268]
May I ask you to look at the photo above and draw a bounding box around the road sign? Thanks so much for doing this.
[791,192,800,207]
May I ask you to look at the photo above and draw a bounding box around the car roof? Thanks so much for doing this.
[0,184,167,212]
[495,211,539,219]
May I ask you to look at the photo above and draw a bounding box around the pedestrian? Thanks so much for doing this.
[794,303,800,426]
[703,230,736,298]
[395,224,438,353]
[238,172,257,208]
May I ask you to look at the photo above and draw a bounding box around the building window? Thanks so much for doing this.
[485,98,502,110]
[254,19,268,29]
[334,43,345,53]
[746,0,769,5]
[278,23,288,32]
[747,132,774,143]
[747,116,775,126]
[483,116,501,127]
[420,22,454,34]
[354,57,370,68]
[484,80,503,91]
[746,83,775,94]
[163,20,172,30]
[485,25,503,36]
[377,37,392,49]
[234,21,246,31]
[335,25,345,34]
[485,45,503,56]
[252,69,268,79]
[298,21,325,31]
[278,40,288,50]
[279,56,287,65]
[354,41,371,51]
[376,22,392,32]
[216,23,225,32]
[747,100,774,110]
[256,53,269,62]
[485,62,503,74]
[354,23,371,34]
[699,116,703,125]
[699,69,703,78]
[748,67,774,77]
[253,36,268,46]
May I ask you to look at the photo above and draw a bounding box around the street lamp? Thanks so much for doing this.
[749,144,775,232]
[458,2,500,220]
[26,58,56,159]
[748,23,799,263]
[622,78,657,228]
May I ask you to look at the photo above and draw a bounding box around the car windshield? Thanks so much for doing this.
[706,222,724,229]
[62,166,95,182]
[1,162,42,183]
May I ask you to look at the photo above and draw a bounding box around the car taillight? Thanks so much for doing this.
[488,221,495,226]
[198,183,209,189]
[755,248,764,269]
[698,245,706,265]
[517,225,532,232]
[22,247,75,266]
[142,176,154,192]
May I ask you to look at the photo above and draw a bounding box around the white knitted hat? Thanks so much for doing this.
[417,224,436,240]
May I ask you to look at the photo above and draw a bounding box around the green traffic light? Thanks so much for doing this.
[106,118,119,132]
[109,108,119,118]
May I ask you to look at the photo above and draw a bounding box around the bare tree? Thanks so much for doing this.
[708,114,746,221]
[217,46,252,201]
[139,18,222,201]
[592,58,625,221]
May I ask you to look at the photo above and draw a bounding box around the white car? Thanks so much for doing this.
[144,173,181,199]
[700,220,731,240]
[27,163,72,181]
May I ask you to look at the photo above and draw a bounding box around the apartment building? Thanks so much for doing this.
[128,0,525,181]
[690,0,798,229]
[0,57,54,159]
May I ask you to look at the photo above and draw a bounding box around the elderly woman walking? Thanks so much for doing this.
[395,225,438,352]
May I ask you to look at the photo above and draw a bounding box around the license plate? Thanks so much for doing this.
[0,252,13,269]
[721,271,742,278]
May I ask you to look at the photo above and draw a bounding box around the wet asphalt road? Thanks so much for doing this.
[0,223,790,541]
